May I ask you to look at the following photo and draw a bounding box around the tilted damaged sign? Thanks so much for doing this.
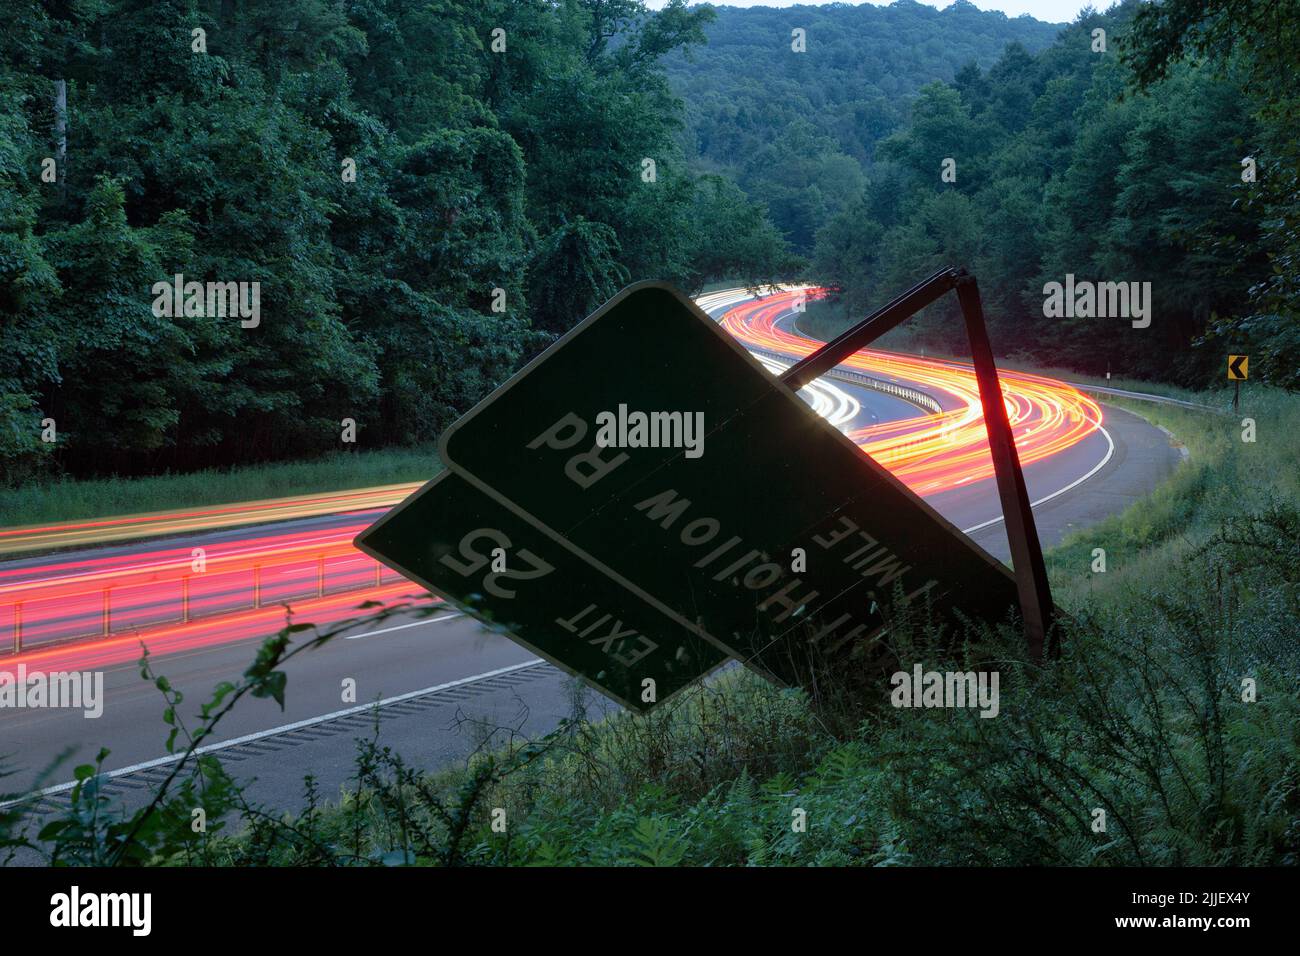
[354,471,725,713]
[360,281,1022,709]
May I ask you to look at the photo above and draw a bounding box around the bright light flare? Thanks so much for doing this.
[0,516,432,666]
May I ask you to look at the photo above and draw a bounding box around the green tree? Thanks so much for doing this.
[1125,0,1300,389]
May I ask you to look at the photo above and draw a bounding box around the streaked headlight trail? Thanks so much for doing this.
[1,286,1102,667]
[703,287,1103,496]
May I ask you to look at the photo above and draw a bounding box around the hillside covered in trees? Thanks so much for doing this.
[1,0,796,480]
[3,0,1297,485]
[805,0,1298,389]
[664,0,1061,250]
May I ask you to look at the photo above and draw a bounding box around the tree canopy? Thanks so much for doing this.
[810,1,1281,387]
[0,0,797,480]
[4,0,1294,485]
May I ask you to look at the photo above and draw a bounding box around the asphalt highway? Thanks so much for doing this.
[0,286,1183,829]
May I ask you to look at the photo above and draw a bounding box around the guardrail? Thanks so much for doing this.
[1065,381,1221,412]
[748,346,944,414]
[0,531,402,657]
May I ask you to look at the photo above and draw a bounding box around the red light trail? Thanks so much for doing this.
[0,287,1101,669]
[0,517,435,668]
[708,287,1103,496]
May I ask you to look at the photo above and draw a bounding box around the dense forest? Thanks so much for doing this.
[0,0,796,480]
[664,0,1060,249]
[804,1,1299,388]
[2,0,1298,485]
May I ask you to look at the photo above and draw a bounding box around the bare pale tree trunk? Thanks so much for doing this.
[53,78,67,199]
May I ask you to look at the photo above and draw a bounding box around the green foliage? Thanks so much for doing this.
[665,0,1059,251]
[0,443,438,527]
[806,1,1290,390]
[0,0,793,479]
[684,175,804,289]
[0,95,59,482]
[1124,0,1300,391]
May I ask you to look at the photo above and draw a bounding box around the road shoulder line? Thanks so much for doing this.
[2,658,545,809]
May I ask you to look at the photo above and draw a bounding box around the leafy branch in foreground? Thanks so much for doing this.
[9,598,426,865]
[5,594,581,867]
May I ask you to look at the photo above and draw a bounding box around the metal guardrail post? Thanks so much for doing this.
[182,575,190,623]
[13,603,21,655]
[318,556,325,598]
[102,587,111,637]
[254,565,262,608]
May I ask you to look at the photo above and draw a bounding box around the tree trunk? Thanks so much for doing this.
[53,78,67,199]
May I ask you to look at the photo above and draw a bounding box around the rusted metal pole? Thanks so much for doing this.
[778,266,1056,659]
[955,273,1054,658]
[781,268,959,391]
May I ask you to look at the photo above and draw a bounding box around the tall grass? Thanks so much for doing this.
[8,390,1297,866]
[1050,389,1299,594]
[0,446,440,527]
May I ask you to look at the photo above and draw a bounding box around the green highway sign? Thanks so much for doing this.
[439,282,1022,688]
[354,470,726,713]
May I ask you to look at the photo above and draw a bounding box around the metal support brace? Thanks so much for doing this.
[955,273,1053,658]
[778,267,1055,658]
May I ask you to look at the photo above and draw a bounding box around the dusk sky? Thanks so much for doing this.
[647,1,1117,26]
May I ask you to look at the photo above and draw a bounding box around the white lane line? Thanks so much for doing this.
[1,657,545,808]
[706,286,1132,540]
[961,421,1116,535]
[344,613,462,639]
[1156,424,1191,461]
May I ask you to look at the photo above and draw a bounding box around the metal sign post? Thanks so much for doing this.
[360,270,1058,712]
[955,274,1053,657]
[784,267,1055,658]
[1228,354,1248,411]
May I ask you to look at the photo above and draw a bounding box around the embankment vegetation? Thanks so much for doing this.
[6,386,1296,866]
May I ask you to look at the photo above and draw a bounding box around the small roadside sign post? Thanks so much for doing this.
[1228,354,1248,411]
[359,271,1054,710]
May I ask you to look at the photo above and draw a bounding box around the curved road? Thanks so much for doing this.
[0,286,1183,824]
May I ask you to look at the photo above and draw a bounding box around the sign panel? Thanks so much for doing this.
[354,470,726,713]
[1228,355,1249,380]
[439,282,1021,688]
